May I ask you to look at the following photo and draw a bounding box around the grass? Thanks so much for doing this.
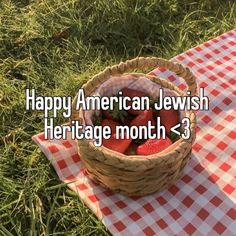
[0,0,235,235]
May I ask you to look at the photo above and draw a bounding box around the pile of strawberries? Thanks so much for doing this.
[93,87,180,156]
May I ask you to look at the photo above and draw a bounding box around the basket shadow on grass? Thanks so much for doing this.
[85,153,235,230]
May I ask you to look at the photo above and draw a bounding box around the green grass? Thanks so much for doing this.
[0,0,235,235]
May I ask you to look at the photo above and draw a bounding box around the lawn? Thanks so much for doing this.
[0,0,235,235]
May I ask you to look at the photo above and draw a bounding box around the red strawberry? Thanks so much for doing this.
[103,133,132,154]
[136,137,172,155]
[101,119,119,133]
[158,109,179,132]
[130,109,153,127]
[121,87,148,115]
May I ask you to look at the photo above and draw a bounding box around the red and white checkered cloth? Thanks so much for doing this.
[33,28,236,236]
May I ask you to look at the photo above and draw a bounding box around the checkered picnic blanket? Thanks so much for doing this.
[33,28,236,236]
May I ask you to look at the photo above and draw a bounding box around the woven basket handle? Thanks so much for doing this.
[82,57,197,95]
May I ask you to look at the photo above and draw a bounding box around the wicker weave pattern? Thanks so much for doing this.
[72,57,197,196]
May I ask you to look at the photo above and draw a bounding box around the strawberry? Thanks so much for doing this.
[103,133,132,154]
[121,87,148,115]
[136,137,172,155]
[130,109,154,142]
[130,109,153,127]
[101,119,131,153]
[158,109,179,133]
[101,119,119,133]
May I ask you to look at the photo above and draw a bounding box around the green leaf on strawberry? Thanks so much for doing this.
[92,112,102,126]
[102,98,129,123]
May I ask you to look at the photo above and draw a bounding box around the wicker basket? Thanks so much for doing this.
[71,57,197,196]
